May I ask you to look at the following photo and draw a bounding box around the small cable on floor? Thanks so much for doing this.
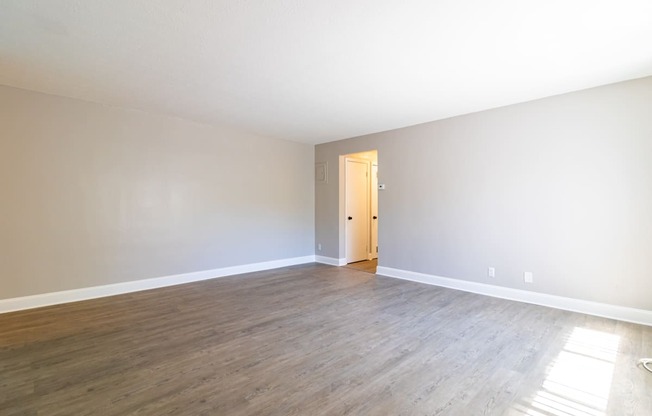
[638,358,652,373]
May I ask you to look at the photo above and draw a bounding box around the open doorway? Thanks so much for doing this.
[341,150,378,274]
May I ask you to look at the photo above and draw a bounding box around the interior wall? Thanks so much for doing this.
[346,150,378,164]
[315,76,652,310]
[0,85,314,300]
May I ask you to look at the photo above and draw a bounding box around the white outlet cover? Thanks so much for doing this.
[524,272,534,283]
[488,267,495,278]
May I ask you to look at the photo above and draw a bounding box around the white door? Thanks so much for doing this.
[345,158,369,263]
[371,163,378,259]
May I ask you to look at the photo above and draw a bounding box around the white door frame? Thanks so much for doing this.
[338,152,378,264]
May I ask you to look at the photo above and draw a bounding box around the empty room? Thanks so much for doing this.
[2,1,652,415]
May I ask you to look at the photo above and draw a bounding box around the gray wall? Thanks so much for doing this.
[316,76,652,310]
[0,85,314,299]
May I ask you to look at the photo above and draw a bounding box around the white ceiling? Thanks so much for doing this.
[1,1,651,144]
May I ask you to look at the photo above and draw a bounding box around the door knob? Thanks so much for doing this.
[373,216,378,219]
[348,216,353,220]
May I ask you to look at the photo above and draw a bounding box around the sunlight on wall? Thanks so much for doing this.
[512,327,620,416]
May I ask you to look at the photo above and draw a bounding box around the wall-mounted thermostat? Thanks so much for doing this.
[378,184,386,190]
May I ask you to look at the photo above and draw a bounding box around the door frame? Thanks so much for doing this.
[338,151,378,264]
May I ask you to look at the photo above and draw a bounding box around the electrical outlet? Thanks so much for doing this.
[524,272,533,283]
[488,267,495,278]
[318,243,322,251]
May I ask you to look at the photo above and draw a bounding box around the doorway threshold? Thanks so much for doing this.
[343,259,377,274]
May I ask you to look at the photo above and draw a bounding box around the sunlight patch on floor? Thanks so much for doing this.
[512,327,620,416]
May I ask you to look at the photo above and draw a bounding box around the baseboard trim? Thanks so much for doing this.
[376,266,652,327]
[315,256,347,266]
[0,255,316,314]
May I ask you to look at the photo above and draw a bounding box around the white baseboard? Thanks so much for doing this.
[376,266,652,327]
[0,255,316,314]
[315,256,347,266]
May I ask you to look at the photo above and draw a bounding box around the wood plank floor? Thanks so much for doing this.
[1,263,651,415]
[344,259,377,274]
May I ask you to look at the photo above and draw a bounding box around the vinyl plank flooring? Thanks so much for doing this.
[343,259,377,274]
[1,263,651,415]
